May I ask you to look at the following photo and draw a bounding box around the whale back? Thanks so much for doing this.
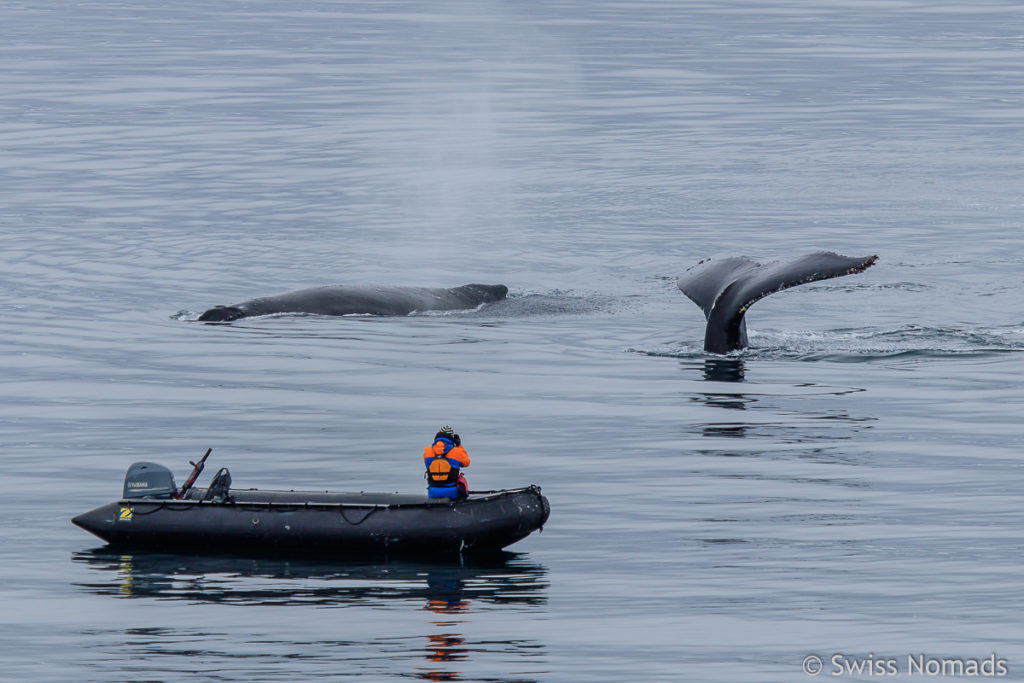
[677,252,878,353]
[451,283,509,304]
[197,306,246,322]
[198,283,509,321]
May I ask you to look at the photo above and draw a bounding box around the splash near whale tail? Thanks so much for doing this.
[677,251,878,353]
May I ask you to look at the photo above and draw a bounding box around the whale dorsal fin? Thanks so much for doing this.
[677,251,878,353]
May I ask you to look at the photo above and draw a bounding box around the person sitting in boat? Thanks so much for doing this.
[424,425,470,500]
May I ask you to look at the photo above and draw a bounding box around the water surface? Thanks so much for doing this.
[2,1,1024,681]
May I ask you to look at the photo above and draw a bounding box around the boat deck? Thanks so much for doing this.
[163,486,530,507]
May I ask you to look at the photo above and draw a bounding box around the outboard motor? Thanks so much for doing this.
[122,462,177,499]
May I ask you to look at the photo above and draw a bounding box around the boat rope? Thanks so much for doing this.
[123,502,202,515]
[339,506,379,525]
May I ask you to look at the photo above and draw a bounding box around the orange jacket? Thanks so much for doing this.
[423,441,470,468]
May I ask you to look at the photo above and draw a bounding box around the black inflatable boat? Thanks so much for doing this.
[72,457,550,556]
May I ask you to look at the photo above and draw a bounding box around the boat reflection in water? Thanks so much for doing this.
[72,549,548,681]
[421,575,473,682]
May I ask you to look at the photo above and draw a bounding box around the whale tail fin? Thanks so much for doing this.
[198,305,245,322]
[677,251,878,353]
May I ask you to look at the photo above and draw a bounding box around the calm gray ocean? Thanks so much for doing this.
[2,1,1024,681]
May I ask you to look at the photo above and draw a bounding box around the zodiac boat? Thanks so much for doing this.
[72,458,550,556]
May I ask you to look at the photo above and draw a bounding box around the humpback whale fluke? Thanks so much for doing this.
[197,284,509,322]
[677,251,878,353]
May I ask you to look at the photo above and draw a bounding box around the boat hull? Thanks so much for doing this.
[72,486,550,556]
